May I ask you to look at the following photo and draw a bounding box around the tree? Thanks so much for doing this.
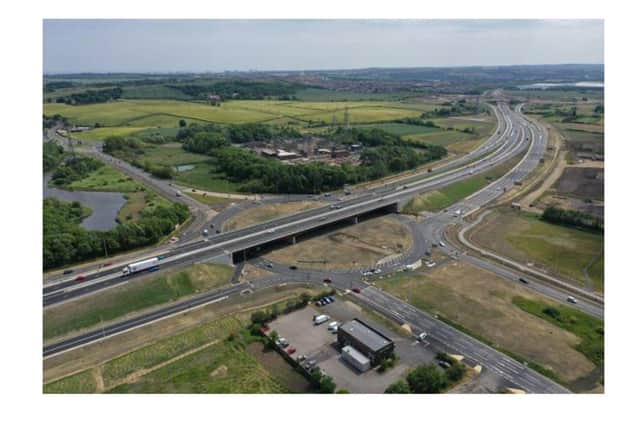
[446,362,466,383]
[406,364,448,393]
[179,119,187,127]
[385,380,410,394]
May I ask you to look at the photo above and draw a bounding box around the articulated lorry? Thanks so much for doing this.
[122,257,160,276]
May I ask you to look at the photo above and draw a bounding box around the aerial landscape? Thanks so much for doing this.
[41,19,605,395]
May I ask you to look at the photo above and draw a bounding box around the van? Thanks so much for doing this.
[313,314,330,325]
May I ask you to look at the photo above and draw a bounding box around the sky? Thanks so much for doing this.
[43,20,604,74]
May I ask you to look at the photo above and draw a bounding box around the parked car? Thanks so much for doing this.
[286,347,297,355]
[351,287,361,294]
[296,354,307,362]
[327,295,335,303]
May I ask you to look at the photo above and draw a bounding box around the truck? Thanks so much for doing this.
[122,257,160,276]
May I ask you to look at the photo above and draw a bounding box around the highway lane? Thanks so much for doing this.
[44,104,523,302]
[42,103,577,393]
[355,286,569,393]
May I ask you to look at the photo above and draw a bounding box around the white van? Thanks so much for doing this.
[313,314,330,325]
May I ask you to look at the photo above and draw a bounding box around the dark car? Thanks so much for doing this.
[63,269,74,275]
[74,275,86,282]
[518,277,529,284]
[351,287,361,294]
[289,265,298,270]
[327,296,335,303]
[323,278,332,284]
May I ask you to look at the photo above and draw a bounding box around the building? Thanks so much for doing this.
[341,345,371,372]
[337,318,394,368]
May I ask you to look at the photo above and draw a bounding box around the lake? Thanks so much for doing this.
[43,174,127,231]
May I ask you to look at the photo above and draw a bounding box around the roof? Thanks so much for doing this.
[342,345,370,365]
[339,319,392,352]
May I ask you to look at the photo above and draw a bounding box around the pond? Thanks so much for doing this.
[43,173,127,231]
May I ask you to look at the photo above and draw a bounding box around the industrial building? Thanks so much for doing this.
[337,318,394,369]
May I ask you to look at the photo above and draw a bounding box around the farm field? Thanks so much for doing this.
[376,261,598,389]
[468,209,604,292]
[43,263,234,340]
[174,163,244,193]
[44,99,441,129]
[353,122,441,137]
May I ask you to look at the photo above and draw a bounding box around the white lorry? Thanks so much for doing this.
[122,257,160,276]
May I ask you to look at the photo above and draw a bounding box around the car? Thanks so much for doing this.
[518,277,529,284]
[286,347,297,355]
[74,275,86,281]
[175,192,181,197]
[289,265,298,270]
[215,229,220,234]
[438,360,451,369]
[296,354,307,362]
[351,287,361,294]
[418,332,428,341]
[323,278,332,284]
[439,241,446,247]
[327,295,335,303]
[328,321,338,329]
[374,268,382,274]
[63,269,74,275]
[567,296,578,304]
[316,300,324,307]
[266,263,273,268]
[267,228,275,233]
[324,193,331,197]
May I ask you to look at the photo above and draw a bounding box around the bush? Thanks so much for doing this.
[385,380,410,394]
[406,364,448,393]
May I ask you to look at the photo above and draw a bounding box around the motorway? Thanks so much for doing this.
[43,103,523,302]
[43,103,582,393]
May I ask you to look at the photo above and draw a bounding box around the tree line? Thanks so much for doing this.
[43,197,189,270]
[55,87,123,105]
[43,142,65,172]
[168,80,301,101]
[50,156,103,187]
[541,206,603,232]
[385,353,466,393]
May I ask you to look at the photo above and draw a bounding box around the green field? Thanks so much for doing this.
[108,336,288,393]
[72,126,148,144]
[134,144,210,167]
[472,210,604,291]
[44,99,436,128]
[294,88,415,101]
[512,296,604,366]
[174,163,244,193]
[66,163,143,192]
[44,369,97,394]
[403,155,520,213]
[354,122,440,137]
[43,263,234,340]
[504,215,604,291]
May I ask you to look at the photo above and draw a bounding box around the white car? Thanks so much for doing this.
[418,332,428,341]
[567,296,578,304]
[267,229,275,233]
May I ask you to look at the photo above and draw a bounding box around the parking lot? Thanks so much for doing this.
[268,297,440,393]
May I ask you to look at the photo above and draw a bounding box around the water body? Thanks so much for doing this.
[43,174,127,231]
[518,81,604,89]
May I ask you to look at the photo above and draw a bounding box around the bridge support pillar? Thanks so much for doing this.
[352,216,359,224]
[290,235,297,245]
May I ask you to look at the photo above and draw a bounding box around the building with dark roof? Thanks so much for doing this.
[337,318,394,367]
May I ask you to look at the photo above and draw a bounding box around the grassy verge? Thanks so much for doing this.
[512,296,604,366]
[174,163,243,193]
[44,263,234,340]
[403,154,521,213]
[44,369,97,394]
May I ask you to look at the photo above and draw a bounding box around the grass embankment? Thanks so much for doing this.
[471,209,604,291]
[45,293,318,393]
[403,154,521,213]
[376,261,596,387]
[223,201,325,231]
[44,263,233,340]
[174,163,243,193]
[512,296,604,367]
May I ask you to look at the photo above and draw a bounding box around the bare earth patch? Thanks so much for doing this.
[266,216,413,270]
